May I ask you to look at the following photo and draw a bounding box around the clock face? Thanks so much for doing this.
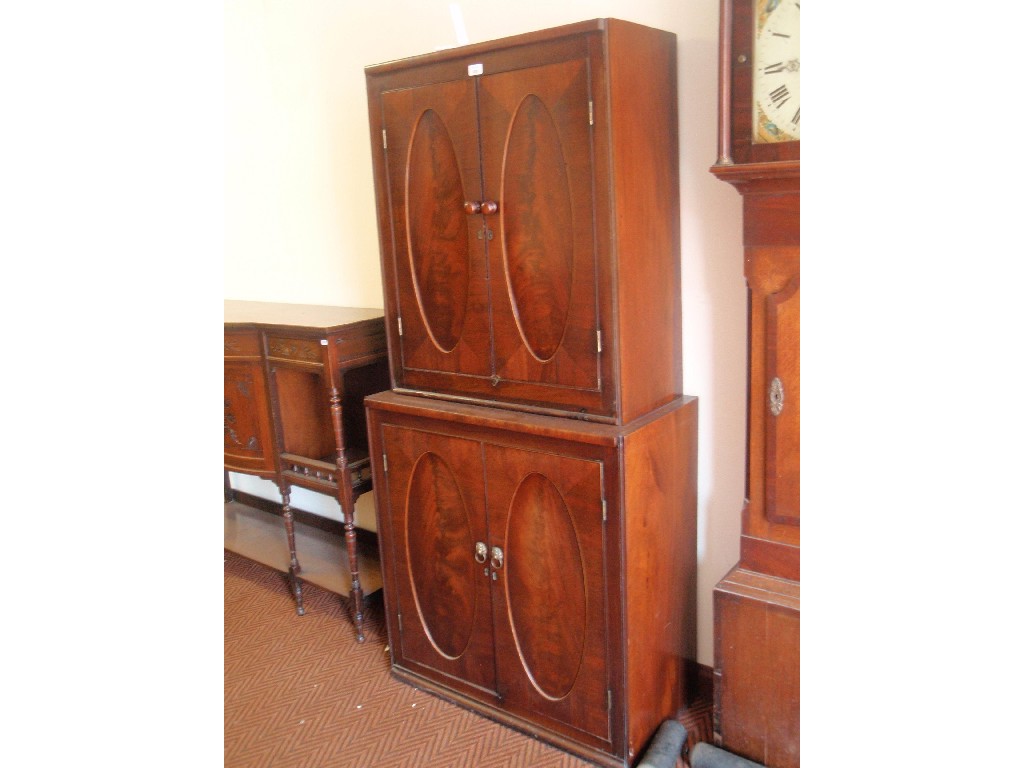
[753,0,800,143]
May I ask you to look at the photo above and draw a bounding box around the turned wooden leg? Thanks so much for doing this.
[281,485,305,616]
[330,385,365,643]
[344,502,365,643]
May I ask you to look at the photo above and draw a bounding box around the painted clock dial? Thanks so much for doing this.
[753,0,800,144]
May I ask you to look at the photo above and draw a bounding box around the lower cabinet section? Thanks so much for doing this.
[713,567,800,768]
[366,390,698,767]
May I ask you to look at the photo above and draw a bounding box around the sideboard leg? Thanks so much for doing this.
[345,508,365,643]
[281,485,305,616]
[330,385,365,643]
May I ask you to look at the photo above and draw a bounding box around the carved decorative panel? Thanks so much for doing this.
[407,109,471,353]
[224,367,263,457]
[267,337,323,364]
[502,95,574,362]
[405,451,476,659]
[505,472,586,699]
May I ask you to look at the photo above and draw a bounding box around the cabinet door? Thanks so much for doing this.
[378,425,497,695]
[484,444,611,746]
[479,59,600,395]
[380,80,492,381]
[224,359,275,475]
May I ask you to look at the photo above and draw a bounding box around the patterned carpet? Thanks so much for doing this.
[225,549,713,768]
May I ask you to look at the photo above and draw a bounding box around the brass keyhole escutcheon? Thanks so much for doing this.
[768,376,784,416]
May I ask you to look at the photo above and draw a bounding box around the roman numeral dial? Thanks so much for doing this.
[753,0,800,143]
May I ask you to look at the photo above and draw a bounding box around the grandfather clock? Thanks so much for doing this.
[710,0,799,765]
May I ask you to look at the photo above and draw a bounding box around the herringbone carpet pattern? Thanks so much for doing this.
[225,549,713,768]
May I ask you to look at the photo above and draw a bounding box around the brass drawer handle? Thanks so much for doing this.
[490,546,504,570]
[474,541,487,564]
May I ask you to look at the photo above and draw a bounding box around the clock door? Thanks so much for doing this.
[749,246,800,537]
[477,59,602,405]
[378,425,497,696]
[483,444,611,748]
[379,80,493,384]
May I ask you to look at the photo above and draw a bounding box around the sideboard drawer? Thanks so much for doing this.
[224,331,261,359]
[332,328,388,364]
[266,335,326,367]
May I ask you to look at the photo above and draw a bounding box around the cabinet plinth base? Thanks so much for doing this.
[713,566,799,768]
[390,665,626,768]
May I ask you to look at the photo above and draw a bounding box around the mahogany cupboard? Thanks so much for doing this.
[365,391,697,768]
[363,19,697,766]
[364,18,680,424]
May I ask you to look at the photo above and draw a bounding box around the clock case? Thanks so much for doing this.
[716,0,799,168]
[710,1,800,765]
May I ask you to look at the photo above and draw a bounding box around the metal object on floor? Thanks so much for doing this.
[637,719,688,768]
[690,742,765,768]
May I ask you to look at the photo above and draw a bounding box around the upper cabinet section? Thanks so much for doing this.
[366,19,681,425]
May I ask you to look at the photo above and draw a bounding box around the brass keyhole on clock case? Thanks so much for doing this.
[768,376,784,416]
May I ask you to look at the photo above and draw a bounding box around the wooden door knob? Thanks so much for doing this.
[480,200,499,215]
[463,201,482,214]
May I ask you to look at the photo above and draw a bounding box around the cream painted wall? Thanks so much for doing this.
[225,0,747,668]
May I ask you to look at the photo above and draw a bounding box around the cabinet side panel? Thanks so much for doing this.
[606,21,682,423]
[622,398,697,760]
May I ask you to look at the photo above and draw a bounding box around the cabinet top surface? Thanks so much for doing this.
[365,18,664,74]
[224,300,384,332]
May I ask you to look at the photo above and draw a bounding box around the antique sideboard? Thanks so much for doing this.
[223,300,389,641]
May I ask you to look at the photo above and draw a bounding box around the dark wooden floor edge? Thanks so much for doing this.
[226,488,379,547]
[686,659,714,706]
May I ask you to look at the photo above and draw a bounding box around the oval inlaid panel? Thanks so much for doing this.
[406,451,475,659]
[506,472,586,700]
[406,109,470,353]
[502,95,574,362]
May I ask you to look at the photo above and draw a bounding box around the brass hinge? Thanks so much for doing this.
[602,497,607,522]
[397,316,403,336]
[382,128,388,149]
[596,329,602,354]
[589,100,594,126]
[607,689,612,711]
[382,453,388,473]
[397,611,402,632]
